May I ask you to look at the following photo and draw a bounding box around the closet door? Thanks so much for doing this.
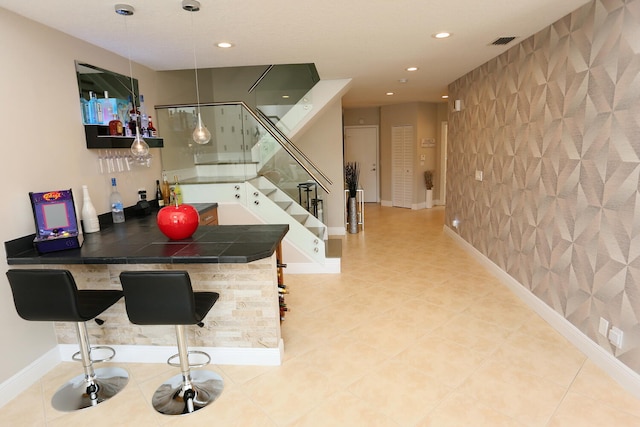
[391,125,413,208]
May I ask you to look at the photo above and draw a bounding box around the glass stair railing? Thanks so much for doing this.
[249,64,320,139]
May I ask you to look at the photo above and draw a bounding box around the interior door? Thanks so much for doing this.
[392,125,413,208]
[344,126,379,202]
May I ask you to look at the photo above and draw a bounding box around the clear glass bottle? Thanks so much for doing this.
[81,185,100,233]
[173,175,183,205]
[110,177,125,223]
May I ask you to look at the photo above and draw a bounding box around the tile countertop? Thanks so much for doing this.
[5,204,289,265]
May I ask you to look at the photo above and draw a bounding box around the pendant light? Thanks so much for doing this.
[115,4,150,160]
[183,0,211,145]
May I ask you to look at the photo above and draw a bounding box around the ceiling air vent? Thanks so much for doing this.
[491,36,516,46]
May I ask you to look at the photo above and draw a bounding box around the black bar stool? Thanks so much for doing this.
[119,270,223,415]
[6,269,129,412]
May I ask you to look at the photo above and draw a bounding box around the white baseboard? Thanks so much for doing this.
[0,347,60,409]
[58,339,285,367]
[444,226,640,399]
[286,258,341,274]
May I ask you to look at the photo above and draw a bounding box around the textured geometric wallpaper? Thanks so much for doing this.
[447,0,640,374]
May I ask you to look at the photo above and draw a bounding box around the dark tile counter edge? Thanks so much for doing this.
[5,207,288,265]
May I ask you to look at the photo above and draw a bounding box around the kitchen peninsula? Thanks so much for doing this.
[5,208,289,365]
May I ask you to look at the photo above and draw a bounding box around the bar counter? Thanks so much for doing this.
[5,208,289,365]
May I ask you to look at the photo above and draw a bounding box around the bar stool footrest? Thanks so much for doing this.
[71,345,116,364]
[167,350,211,369]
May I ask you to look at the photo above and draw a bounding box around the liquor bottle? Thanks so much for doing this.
[110,177,125,223]
[93,92,103,124]
[81,185,100,233]
[156,180,164,207]
[162,175,171,206]
[109,111,123,136]
[139,94,149,130]
[173,175,183,205]
[147,116,157,137]
[87,91,97,124]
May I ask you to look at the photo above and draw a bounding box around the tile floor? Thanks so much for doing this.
[2,205,639,426]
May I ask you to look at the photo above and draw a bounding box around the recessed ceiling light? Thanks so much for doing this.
[216,42,234,48]
[442,95,449,99]
[386,92,394,96]
[399,78,408,83]
[433,32,451,39]
[406,67,418,72]
[282,95,290,99]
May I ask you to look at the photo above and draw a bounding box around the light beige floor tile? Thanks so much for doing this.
[286,390,400,427]
[458,360,568,426]
[347,359,452,426]
[547,391,640,426]
[415,391,525,427]
[429,311,512,356]
[296,334,389,385]
[392,335,488,388]
[239,358,338,425]
[0,382,47,426]
[567,359,640,417]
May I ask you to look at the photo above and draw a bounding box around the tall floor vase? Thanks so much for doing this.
[348,196,359,234]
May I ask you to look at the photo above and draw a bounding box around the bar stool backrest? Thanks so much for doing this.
[6,269,86,322]
[119,271,205,325]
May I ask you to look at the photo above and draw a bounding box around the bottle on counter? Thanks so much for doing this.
[172,175,183,206]
[162,175,171,206]
[110,177,125,223]
[156,179,164,207]
[81,185,100,233]
[139,94,149,130]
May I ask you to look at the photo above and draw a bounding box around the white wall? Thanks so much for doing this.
[0,8,162,384]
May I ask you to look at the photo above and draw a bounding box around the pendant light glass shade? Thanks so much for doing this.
[131,125,150,157]
[193,113,211,145]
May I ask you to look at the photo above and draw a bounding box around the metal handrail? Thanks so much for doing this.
[155,101,332,193]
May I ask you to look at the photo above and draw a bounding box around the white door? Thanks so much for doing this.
[392,125,413,208]
[344,126,379,202]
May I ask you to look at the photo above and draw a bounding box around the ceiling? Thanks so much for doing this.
[0,0,589,108]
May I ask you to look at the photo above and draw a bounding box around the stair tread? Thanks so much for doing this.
[181,176,256,184]
[194,161,259,165]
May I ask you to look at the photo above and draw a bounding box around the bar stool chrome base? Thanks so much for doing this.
[152,370,224,415]
[51,366,129,412]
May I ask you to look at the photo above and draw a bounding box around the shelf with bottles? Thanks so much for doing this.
[84,125,163,149]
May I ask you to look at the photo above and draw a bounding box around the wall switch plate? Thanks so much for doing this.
[598,317,609,336]
[609,326,624,349]
[475,170,483,181]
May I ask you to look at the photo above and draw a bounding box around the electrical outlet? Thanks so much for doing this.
[475,170,483,181]
[609,326,624,349]
[598,317,609,336]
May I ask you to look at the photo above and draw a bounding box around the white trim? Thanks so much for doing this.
[444,226,640,399]
[0,347,60,409]
[285,259,341,274]
[58,340,285,367]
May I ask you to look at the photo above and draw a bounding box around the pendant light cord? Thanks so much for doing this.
[190,12,203,121]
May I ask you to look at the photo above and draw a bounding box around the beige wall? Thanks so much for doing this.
[447,0,640,375]
[0,8,162,384]
[378,102,442,206]
[295,100,345,230]
[343,107,380,127]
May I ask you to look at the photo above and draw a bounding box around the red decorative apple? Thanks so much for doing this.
[157,204,199,240]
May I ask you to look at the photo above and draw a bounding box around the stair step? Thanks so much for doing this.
[291,214,308,224]
[263,188,278,198]
[306,227,325,239]
[276,201,292,211]
[194,160,259,165]
[181,176,255,184]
